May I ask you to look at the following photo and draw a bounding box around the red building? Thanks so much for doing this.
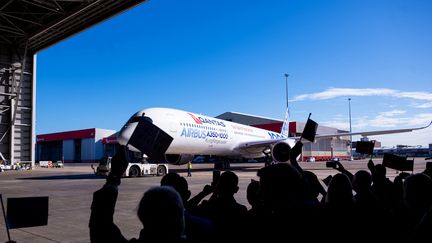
[36,128,116,163]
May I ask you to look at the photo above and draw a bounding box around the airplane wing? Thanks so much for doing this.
[234,138,288,157]
[312,121,432,140]
[232,121,431,158]
[236,138,286,149]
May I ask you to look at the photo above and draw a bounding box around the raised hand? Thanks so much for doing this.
[106,145,129,185]
[290,141,303,163]
[367,159,375,174]
[334,161,344,171]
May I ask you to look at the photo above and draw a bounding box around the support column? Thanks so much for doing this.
[0,44,35,168]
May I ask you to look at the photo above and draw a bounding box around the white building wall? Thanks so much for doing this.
[94,139,104,161]
[95,128,116,161]
[41,128,116,163]
[81,138,95,162]
[63,140,74,161]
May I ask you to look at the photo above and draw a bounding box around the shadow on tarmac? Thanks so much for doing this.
[171,163,262,173]
[15,163,262,180]
[18,173,101,180]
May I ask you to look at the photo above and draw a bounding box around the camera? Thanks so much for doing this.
[326,161,337,168]
[212,170,221,185]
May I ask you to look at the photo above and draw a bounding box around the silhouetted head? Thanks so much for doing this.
[257,163,303,209]
[352,170,372,193]
[403,173,432,210]
[217,171,239,196]
[137,186,185,238]
[303,170,322,200]
[422,167,432,179]
[325,173,353,207]
[160,172,191,203]
[247,179,260,207]
[375,164,387,179]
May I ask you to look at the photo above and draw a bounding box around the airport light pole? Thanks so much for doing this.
[348,98,353,161]
[284,73,289,109]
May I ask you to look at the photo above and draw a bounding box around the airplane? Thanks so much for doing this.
[117,107,432,165]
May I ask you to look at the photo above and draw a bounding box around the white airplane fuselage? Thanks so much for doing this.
[118,107,293,159]
[117,107,431,165]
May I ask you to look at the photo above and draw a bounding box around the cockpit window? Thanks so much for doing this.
[142,116,153,123]
[130,117,141,123]
[129,116,153,124]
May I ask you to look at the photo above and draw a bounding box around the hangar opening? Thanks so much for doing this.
[0,0,147,168]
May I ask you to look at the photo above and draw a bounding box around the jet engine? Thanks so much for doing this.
[271,142,292,163]
[164,154,194,165]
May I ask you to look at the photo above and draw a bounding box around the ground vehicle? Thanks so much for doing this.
[93,154,168,177]
[39,160,63,168]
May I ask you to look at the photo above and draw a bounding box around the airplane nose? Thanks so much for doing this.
[117,122,138,146]
[117,134,128,146]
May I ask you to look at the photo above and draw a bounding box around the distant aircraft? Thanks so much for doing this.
[117,107,432,165]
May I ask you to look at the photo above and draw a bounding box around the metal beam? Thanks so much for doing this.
[22,0,64,14]
[12,42,28,125]
[1,12,45,26]
[0,128,10,143]
[0,25,25,36]
[29,0,147,51]
[0,0,16,11]
[29,0,103,40]
[0,14,25,33]
[0,92,17,96]
[51,0,65,13]
[0,35,12,44]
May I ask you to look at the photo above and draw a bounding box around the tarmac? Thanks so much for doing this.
[0,158,429,243]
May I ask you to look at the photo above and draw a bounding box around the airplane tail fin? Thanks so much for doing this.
[280,107,289,137]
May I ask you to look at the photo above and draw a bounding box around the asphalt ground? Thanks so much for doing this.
[0,158,429,243]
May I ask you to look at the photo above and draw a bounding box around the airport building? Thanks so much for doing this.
[36,128,116,163]
[216,111,352,161]
[372,144,432,158]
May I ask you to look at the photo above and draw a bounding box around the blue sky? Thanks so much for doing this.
[37,0,432,147]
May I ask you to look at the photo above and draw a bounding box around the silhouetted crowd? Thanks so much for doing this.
[89,144,432,243]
